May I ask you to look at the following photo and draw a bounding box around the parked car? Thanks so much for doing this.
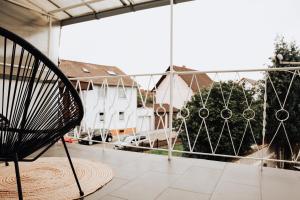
[113,135,147,150]
[78,129,113,145]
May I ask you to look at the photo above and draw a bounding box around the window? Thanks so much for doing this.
[81,67,90,73]
[107,70,117,76]
[118,87,126,98]
[119,112,125,120]
[99,112,104,121]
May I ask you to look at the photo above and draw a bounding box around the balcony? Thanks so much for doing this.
[58,66,300,200]
[43,142,300,200]
[1,54,300,199]
[1,0,300,199]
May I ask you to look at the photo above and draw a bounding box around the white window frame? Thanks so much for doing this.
[119,111,125,120]
[99,112,105,121]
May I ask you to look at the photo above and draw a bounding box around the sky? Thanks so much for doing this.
[60,0,300,81]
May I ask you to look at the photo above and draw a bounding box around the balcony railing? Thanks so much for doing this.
[67,67,300,168]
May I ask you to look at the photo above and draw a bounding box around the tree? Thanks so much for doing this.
[137,90,154,107]
[265,37,300,168]
[174,81,263,161]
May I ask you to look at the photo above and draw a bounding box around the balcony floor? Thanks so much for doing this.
[42,143,300,200]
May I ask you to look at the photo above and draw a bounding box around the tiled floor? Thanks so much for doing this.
[42,142,300,200]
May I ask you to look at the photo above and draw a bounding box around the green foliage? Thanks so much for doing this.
[265,37,300,165]
[137,91,153,107]
[174,82,263,161]
[146,144,183,157]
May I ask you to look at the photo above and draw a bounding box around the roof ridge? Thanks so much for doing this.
[60,59,117,69]
[153,65,213,92]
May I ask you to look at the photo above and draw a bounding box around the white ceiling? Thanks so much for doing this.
[4,0,192,26]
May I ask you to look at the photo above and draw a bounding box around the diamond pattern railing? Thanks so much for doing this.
[68,67,300,166]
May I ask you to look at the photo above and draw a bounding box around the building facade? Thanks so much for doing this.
[59,60,138,135]
[154,66,213,109]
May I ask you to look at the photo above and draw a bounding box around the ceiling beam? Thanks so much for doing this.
[4,0,56,19]
[80,0,97,13]
[61,0,194,26]
[49,0,105,14]
[48,0,73,18]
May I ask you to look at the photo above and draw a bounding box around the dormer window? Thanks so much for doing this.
[107,70,117,76]
[82,67,90,73]
[99,112,104,121]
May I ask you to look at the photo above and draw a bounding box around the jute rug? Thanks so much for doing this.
[0,157,113,200]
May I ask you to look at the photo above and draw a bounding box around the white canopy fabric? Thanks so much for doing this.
[5,0,192,26]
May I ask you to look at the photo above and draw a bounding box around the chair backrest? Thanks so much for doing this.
[0,27,83,160]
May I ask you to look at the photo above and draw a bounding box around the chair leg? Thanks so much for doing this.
[5,161,9,166]
[61,137,84,196]
[13,154,23,200]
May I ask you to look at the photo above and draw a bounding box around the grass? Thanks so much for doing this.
[146,143,184,157]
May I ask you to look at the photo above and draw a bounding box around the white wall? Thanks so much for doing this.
[155,74,194,109]
[81,85,137,131]
[0,1,60,64]
[136,107,154,133]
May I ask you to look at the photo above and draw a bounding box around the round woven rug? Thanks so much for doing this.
[0,157,113,200]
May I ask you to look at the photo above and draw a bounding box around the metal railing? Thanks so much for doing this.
[67,67,300,167]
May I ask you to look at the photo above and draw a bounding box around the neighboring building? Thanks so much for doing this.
[136,89,155,133]
[59,60,137,135]
[153,103,179,129]
[239,77,258,90]
[154,66,213,109]
[238,77,260,99]
[137,89,155,107]
[136,107,155,133]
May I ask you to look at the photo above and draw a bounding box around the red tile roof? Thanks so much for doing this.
[153,65,213,92]
[59,59,136,87]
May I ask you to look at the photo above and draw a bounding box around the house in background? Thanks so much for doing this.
[136,89,155,133]
[239,77,258,90]
[154,66,213,109]
[153,103,179,129]
[59,60,137,135]
[238,77,260,99]
[136,107,155,133]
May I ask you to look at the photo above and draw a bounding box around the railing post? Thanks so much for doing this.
[47,16,52,57]
[260,73,268,200]
[168,0,174,161]
[168,72,174,161]
[261,75,267,170]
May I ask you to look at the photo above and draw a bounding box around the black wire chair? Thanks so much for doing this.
[0,27,84,199]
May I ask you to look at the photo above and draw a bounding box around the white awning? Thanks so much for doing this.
[5,0,192,26]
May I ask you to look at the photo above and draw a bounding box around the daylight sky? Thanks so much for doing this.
[60,0,300,79]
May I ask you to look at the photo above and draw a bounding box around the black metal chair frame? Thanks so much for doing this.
[0,27,84,199]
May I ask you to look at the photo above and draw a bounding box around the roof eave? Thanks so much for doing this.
[61,0,194,26]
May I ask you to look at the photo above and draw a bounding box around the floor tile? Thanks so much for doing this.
[156,188,210,200]
[192,158,226,170]
[85,178,129,200]
[261,167,300,200]
[100,195,126,200]
[171,166,223,194]
[40,143,300,200]
[220,163,260,186]
[211,181,259,200]
[111,171,179,200]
